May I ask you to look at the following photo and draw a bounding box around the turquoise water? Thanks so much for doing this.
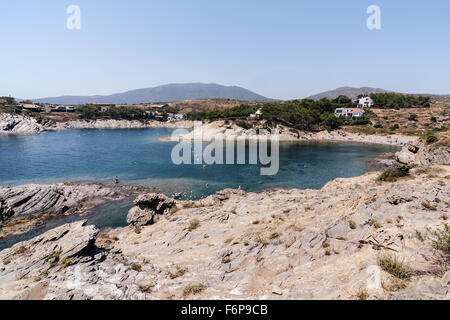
[0,128,398,249]
[0,128,397,198]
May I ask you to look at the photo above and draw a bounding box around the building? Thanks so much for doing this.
[356,96,374,108]
[249,108,263,119]
[100,106,112,113]
[20,104,42,112]
[335,108,365,120]
[50,105,75,113]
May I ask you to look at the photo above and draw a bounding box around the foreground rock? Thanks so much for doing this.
[0,220,98,300]
[1,166,448,300]
[127,193,176,226]
[0,183,154,238]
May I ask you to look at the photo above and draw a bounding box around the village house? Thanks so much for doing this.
[249,108,263,120]
[356,96,374,108]
[20,104,42,112]
[100,106,112,113]
[334,108,365,120]
[50,105,75,113]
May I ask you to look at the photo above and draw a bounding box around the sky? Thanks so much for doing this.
[1,0,450,100]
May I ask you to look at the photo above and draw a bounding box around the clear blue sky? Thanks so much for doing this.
[1,0,449,100]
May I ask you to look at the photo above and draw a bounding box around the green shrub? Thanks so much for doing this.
[236,120,251,129]
[389,124,400,131]
[427,224,450,255]
[421,132,438,144]
[379,165,411,182]
[374,122,383,129]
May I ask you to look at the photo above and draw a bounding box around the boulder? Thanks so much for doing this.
[396,148,416,165]
[126,193,176,227]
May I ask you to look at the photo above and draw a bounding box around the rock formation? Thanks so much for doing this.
[0,113,194,134]
[0,165,448,300]
[127,193,176,227]
[0,183,153,238]
[396,136,450,166]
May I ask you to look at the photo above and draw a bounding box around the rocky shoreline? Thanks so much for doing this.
[0,113,194,135]
[0,183,157,239]
[0,164,448,300]
[1,113,418,147]
[0,136,448,300]
[167,120,418,146]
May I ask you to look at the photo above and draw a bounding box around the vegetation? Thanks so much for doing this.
[427,224,449,255]
[389,124,400,131]
[0,96,17,105]
[421,132,439,144]
[377,254,412,280]
[379,165,411,182]
[131,263,142,272]
[76,105,146,120]
[370,93,431,109]
[183,284,205,297]
[356,288,369,300]
[169,265,188,279]
[187,98,352,131]
[188,219,200,231]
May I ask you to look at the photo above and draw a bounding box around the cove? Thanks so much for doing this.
[0,128,398,200]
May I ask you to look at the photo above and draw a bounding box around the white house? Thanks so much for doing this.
[335,108,365,120]
[356,96,374,108]
[249,108,263,119]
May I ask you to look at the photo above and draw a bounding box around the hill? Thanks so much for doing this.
[31,83,274,105]
[307,86,392,100]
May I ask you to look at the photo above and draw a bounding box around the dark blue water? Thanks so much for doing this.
[0,128,397,250]
[0,128,396,198]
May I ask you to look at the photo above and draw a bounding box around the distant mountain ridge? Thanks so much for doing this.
[307,86,393,100]
[31,83,274,105]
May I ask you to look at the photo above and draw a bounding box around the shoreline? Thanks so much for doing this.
[163,120,418,147]
[1,113,417,147]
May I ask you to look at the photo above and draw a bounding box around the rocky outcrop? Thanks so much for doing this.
[1,165,448,300]
[396,135,450,166]
[0,183,154,238]
[0,220,99,300]
[0,113,194,134]
[0,114,50,134]
[127,193,176,227]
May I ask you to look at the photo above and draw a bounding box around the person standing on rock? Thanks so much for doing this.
[115,176,119,185]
